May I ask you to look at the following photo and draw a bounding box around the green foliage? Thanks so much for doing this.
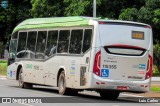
[152,9,160,28]
[64,0,90,16]
[138,6,152,24]
[0,60,7,63]
[152,65,160,76]
[0,62,7,76]
[145,0,160,10]
[150,86,160,92]
[119,8,138,21]
[154,43,160,58]
[31,0,64,17]
[153,43,160,75]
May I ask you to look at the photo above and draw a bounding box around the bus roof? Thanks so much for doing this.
[13,16,91,33]
[12,16,150,33]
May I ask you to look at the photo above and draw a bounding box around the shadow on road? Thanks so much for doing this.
[9,85,139,103]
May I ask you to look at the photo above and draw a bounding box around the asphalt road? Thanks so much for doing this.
[0,78,160,106]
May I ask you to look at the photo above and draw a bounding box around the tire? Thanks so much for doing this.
[18,68,32,89]
[18,68,24,88]
[58,71,70,95]
[70,89,78,96]
[100,91,120,100]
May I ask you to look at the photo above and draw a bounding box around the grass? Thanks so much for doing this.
[0,60,7,76]
[152,65,160,76]
[150,86,160,93]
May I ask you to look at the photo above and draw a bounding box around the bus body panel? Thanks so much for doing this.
[43,56,62,86]
[7,62,19,80]
[98,25,151,49]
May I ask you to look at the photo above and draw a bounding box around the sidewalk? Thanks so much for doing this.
[0,75,6,78]
[151,77,160,82]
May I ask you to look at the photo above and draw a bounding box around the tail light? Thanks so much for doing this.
[145,55,153,79]
[93,51,101,76]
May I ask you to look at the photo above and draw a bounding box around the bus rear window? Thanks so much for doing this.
[104,45,146,56]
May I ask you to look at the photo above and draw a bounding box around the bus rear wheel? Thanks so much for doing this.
[58,71,70,95]
[18,68,32,89]
[100,91,120,100]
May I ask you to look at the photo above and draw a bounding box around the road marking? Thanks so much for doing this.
[0,78,7,80]
[121,93,144,97]
[19,103,34,106]
[0,76,7,80]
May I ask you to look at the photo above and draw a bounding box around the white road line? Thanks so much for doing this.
[121,93,144,97]
[0,78,7,80]
[19,103,34,106]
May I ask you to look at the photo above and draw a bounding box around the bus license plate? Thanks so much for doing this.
[117,86,128,90]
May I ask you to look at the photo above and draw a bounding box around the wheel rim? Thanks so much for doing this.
[19,71,23,87]
[59,75,65,92]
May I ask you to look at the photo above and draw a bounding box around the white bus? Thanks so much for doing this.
[7,16,153,99]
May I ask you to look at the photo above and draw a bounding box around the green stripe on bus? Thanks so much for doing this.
[13,16,90,33]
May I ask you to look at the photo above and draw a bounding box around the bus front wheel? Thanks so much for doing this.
[18,68,32,89]
[100,91,120,100]
[58,71,70,95]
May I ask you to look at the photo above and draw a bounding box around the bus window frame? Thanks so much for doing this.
[14,26,93,61]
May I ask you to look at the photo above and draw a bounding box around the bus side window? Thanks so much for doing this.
[82,29,92,53]
[26,31,37,59]
[9,32,18,59]
[17,32,27,58]
[45,30,58,57]
[57,30,70,53]
[69,29,83,54]
[36,31,47,59]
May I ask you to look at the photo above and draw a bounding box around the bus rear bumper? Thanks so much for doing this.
[91,74,151,93]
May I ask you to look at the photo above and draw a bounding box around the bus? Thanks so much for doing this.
[7,16,153,99]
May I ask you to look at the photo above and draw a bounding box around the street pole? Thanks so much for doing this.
[93,0,96,17]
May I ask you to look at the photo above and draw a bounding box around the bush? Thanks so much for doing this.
[153,43,160,76]
[0,62,7,76]
[0,60,7,63]
[152,65,160,76]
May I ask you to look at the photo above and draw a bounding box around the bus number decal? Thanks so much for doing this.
[34,65,39,70]
[103,65,117,69]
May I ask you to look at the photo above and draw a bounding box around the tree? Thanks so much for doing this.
[119,8,138,21]
[31,0,64,17]
[64,0,90,16]
[153,43,160,74]
[97,0,145,19]
[0,0,31,57]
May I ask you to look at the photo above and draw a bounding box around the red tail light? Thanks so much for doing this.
[145,55,153,79]
[93,51,101,76]
[146,25,151,29]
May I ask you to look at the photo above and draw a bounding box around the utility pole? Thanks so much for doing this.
[93,0,96,17]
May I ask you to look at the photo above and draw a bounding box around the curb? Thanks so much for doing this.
[0,75,6,78]
[151,77,160,82]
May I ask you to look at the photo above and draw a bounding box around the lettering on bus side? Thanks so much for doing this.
[103,65,117,69]
[34,65,39,70]
[25,64,33,69]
